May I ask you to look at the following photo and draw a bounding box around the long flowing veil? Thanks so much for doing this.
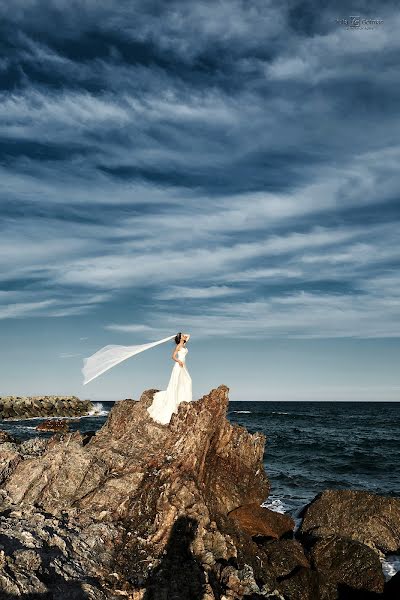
[82,334,176,385]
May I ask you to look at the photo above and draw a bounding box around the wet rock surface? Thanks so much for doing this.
[0,385,398,599]
[0,396,94,419]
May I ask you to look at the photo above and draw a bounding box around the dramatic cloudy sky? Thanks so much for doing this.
[1,1,399,401]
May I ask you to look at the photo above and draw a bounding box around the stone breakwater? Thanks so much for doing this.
[0,395,94,419]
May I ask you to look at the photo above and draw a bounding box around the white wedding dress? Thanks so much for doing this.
[147,347,192,424]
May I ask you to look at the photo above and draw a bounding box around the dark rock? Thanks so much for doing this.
[310,534,385,597]
[276,566,321,600]
[384,571,400,599]
[262,538,310,578]
[298,489,400,554]
[0,430,18,444]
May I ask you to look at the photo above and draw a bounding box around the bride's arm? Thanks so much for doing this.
[184,333,190,341]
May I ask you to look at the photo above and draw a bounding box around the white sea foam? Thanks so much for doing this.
[233,410,251,414]
[381,553,400,581]
[261,496,288,514]
[86,402,108,417]
[261,496,305,533]
[272,411,289,415]
[3,402,109,422]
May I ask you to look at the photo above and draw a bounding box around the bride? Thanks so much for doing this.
[147,332,192,424]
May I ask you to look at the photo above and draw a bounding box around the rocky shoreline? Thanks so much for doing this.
[0,385,399,599]
[0,395,94,419]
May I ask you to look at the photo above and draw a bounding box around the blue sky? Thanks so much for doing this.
[0,1,399,402]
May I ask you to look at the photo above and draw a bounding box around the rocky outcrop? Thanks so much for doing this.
[0,385,398,599]
[0,385,275,598]
[0,395,94,419]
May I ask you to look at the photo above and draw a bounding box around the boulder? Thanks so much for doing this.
[261,538,310,578]
[228,503,295,540]
[276,567,321,600]
[310,534,385,597]
[298,489,400,554]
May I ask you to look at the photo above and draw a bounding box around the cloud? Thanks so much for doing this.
[0,288,112,319]
[104,323,160,334]
[265,11,400,84]
[114,286,400,339]
[0,0,399,344]
[47,224,363,289]
[155,285,242,300]
[0,299,57,319]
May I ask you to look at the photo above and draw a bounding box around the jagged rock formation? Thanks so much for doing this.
[0,385,398,599]
[0,395,94,419]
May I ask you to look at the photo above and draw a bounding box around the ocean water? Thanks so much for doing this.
[1,399,399,579]
[228,400,400,581]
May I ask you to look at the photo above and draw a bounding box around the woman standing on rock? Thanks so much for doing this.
[147,332,192,425]
[82,331,192,424]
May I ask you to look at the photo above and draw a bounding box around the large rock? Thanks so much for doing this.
[261,538,310,579]
[228,503,295,540]
[0,385,276,599]
[310,534,385,597]
[298,489,400,554]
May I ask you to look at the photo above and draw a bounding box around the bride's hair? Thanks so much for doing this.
[175,332,182,344]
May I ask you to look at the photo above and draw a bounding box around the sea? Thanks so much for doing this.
[1,399,399,580]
